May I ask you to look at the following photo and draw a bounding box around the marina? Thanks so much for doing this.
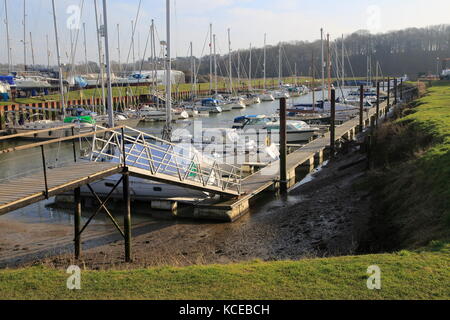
[0,0,448,304]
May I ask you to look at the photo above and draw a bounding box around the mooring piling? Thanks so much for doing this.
[387,77,391,109]
[123,168,132,262]
[279,97,288,194]
[394,78,398,105]
[400,78,403,101]
[359,84,364,130]
[376,81,380,127]
[330,89,336,160]
[74,187,81,259]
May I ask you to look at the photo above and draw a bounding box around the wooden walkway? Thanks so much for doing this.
[0,162,122,215]
[195,101,388,221]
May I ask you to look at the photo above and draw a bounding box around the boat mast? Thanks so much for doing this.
[94,0,106,107]
[162,0,172,140]
[228,28,232,95]
[278,43,282,87]
[209,23,213,93]
[4,0,12,73]
[117,24,121,75]
[23,0,27,71]
[46,34,50,69]
[151,19,157,94]
[341,34,345,87]
[102,0,115,128]
[131,20,136,70]
[248,43,252,92]
[294,62,297,86]
[83,23,89,75]
[190,41,194,97]
[51,0,66,118]
[312,50,315,112]
[327,33,331,101]
[263,33,266,90]
[213,34,217,95]
[237,49,240,90]
[321,28,325,101]
[29,32,35,67]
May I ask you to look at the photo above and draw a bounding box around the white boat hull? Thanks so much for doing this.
[81,175,210,202]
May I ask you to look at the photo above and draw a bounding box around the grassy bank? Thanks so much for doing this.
[366,81,450,250]
[1,81,449,300]
[0,246,448,300]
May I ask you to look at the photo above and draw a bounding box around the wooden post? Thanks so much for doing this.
[330,89,336,160]
[74,187,81,259]
[394,78,398,105]
[123,169,132,262]
[279,97,287,194]
[359,84,364,130]
[376,81,380,127]
[387,77,390,109]
[400,78,403,101]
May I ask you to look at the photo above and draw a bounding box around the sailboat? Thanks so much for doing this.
[270,43,290,99]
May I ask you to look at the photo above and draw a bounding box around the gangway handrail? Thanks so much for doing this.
[90,126,243,195]
[0,124,76,141]
[0,125,124,155]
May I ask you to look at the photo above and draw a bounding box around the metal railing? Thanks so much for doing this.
[89,126,243,195]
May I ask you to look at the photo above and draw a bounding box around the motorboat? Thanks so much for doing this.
[171,127,280,169]
[232,115,320,143]
[271,90,290,99]
[259,92,275,101]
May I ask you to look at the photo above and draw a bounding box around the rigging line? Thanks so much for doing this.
[332,41,345,99]
[194,28,211,79]
[281,46,295,80]
[116,0,142,98]
[252,48,264,81]
[344,46,358,84]
[136,23,153,86]
[123,0,142,74]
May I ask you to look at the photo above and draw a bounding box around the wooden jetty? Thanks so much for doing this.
[193,100,390,221]
[0,81,416,262]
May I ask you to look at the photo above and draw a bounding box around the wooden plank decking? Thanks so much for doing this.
[0,162,122,215]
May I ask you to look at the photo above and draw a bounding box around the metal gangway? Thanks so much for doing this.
[0,125,242,216]
[90,126,242,196]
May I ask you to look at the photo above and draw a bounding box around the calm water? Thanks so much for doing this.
[0,89,355,226]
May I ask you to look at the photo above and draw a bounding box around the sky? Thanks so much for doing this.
[0,0,449,66]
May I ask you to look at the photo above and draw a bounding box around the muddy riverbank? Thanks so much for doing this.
[0,143,373,270]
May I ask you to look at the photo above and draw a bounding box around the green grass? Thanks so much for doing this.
[396,81,450,229]
[366,80,450,249]
[0,246,449,300]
